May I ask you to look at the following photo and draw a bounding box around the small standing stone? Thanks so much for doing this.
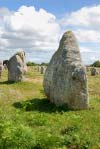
[0,61,3,78]
[41,66,47,74]
[37,66,41,72]
[8,51,27,82]
[3,60,9,69]
[91,67,97,76]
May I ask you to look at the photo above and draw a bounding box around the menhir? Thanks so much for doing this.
[43,31,89,110]
[8,51,27,82]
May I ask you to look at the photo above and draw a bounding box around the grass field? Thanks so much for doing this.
[0,66,100,149]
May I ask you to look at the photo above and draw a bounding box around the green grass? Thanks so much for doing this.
[0,66,100,149]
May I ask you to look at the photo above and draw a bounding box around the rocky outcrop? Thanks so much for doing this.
[43,31,89,110]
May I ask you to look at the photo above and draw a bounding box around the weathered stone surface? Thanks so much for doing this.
[0,61,3,78]
[3,60,8,70]
[91,67,98,76]
[8,51,27,82]
[86,66,90,72]
[40,66,47,74]
[37,66,41,72]
[43,31,89,110]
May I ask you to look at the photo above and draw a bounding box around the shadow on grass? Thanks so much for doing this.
[0,81,15,85]
[13,98,70,113]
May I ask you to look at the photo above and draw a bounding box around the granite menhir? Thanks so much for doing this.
[43,31,89,110]
[8,51,27,82]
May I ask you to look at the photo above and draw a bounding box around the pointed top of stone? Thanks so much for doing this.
[58,30,82,63]
[59,30,79,48]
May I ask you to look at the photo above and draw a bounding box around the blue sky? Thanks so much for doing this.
[0,0,100,64]
[0,0,100,13]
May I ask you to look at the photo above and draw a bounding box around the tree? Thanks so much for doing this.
[91,60,100,67]
[41,62,48,66]
[27,62,37,66]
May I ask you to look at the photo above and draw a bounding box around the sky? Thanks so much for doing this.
[0,0,100,64]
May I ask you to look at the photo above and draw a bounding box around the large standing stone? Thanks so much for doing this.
[8,51,27,82]
[43,31,89,110]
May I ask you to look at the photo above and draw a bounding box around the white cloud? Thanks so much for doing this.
[60,5,100,64]
[81,50,100,64]
[0,6,61,62]
[80,47,92,53]
[61,5,100,43]
[4,6,60,48]
[62,5,100,29]
[75,29,100,43]
[0,5,100,64]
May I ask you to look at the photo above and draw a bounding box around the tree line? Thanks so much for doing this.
[26,62,48,66]
[91,60,100,67]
